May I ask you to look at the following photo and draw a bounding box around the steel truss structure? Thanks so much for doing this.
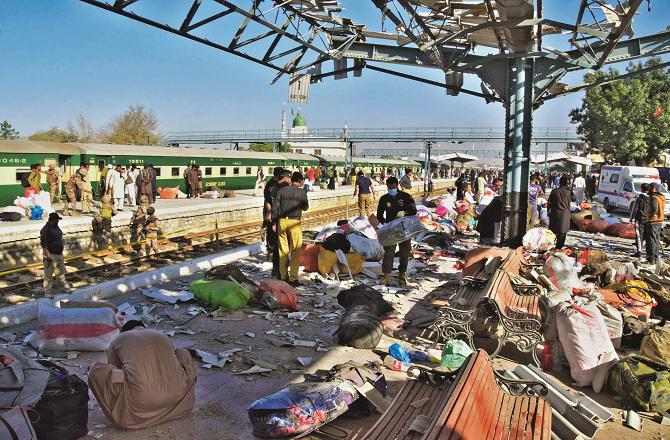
[80,0,670,244]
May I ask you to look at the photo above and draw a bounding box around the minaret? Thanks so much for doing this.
[280,102,287,134]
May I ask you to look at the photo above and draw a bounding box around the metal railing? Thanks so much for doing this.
[162,126,581,145]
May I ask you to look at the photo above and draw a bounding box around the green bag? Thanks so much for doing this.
[191,278,251,310]
[440,339,474,369]
[607,354,670,412]
[640,327,670,367]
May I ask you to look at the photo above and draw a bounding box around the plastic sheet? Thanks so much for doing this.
[248,381,356,438]
[376,216,426,247]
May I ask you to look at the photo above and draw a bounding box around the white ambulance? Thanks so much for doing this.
[597,166,670,216]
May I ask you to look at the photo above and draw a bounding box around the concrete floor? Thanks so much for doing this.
[2,230,669,439]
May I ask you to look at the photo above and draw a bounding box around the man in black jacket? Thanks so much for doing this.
[41,212,70,293]
[264,168,290,277]
[273,172,309,285]
[630,183,650,258]
[377,177,417,286]
[548,175,576,249]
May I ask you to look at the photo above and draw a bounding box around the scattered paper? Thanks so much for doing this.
[287,311,309,321]
[141,287,194,304]
[297,357,312,366]
[193,349,228,368]
[292,339,316,348]
[234,365,272,375]
[67,351,79,360]
[245,332,256,338]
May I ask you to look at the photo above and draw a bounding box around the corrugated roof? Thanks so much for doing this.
[0,140,84,155]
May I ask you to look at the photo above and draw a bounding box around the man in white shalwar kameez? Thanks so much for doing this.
[109,165,126,211]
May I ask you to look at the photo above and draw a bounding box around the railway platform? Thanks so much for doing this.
[0,179,454,270]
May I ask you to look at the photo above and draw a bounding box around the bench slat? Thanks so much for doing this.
[446,357,493,439]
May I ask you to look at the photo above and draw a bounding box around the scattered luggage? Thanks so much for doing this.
[30,304,122,352]
[322,232,351,253]
[337,284,393,317]
[0,347,49,407]
[376,216,426,247]
[300,244,321,272]
[317,248,364,277]
[640,326,670,366]
[336,306,383,349]
[522,227,556,252]
[257,279,299,311]
[607,354,670,413]
[248,381,356,438]
[349,216,377,240]
[33,360,89,440]
[0,212,22,222]
[346,233,384,261]
[555,300,618,390]
[191,278,251,310]
[0,406,36,440]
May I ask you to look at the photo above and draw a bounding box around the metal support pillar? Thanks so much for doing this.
[544,142,548,172]
[345,141,354,170]
[424,141,432,194]
[501,57,534,246]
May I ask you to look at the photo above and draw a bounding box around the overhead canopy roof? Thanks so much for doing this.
[531,152,592,166]
[439,153,480,163]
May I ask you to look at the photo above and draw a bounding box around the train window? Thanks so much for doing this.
[246,167,252,175]
[171,167,179,177]
[15,170,30,183]
[205,167,212,176]
[294,149,303,154]
[220,167,227,175]
[154,167,161,176]
[233,167,240,175]
[314,149,321,155]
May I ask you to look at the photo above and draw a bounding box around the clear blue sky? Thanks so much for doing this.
[1,1,668,136]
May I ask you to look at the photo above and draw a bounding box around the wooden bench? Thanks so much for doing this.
[428,248,544,365]
[361,350,551,440]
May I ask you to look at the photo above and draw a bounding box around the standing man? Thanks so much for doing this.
[104,164,114,196]
[183,165,192,198]
[573,172,586,203]
[148,164,158,202]
[187,165,198,198]
[126,165,138,207]
[79,165,94,214]
[328,167,337,190]
[400,169,413,191]
[45,163,60,203]
[353,170,376,217]
[138,165,153,202]
[307,166,315,185]
[28,164,43,195]
[195,165,203,197]
[630,183,650,258]
[547,175,576,249]
[99,163,108,197]
[273,171,309,286]
[455,173,465,201]
[529,174,544,228]
[377,177,417,286]
[644,183,665,265]
[474,171,487,202]
[41,212,69,293]
[109,164,126,211]
[264,168,288,278]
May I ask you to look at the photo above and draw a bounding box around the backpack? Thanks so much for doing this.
[640,326,670,366]
[323,233,351,253]
[0,347,50,407]
[607,354,670,412]
[20,174,30,188]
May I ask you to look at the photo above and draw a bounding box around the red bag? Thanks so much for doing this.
[598,288,655,320]
[300,244,321,272]
[258,279,299,311]
[605,223,636,239]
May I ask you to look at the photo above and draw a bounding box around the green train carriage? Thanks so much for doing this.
[0,140,82,204]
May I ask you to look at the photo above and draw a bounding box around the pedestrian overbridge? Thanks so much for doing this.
[162,126,581,146]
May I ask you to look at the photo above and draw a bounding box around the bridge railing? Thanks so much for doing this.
[162,126,580,145]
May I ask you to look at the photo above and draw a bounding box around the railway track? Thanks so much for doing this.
[0,203,367,305]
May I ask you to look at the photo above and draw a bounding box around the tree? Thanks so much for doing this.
[105,104,160,145]
[29,126,78,143]
[570,58,670,165]
[67,113,97,142]
[248,142,292,152]
[0,121,19,139]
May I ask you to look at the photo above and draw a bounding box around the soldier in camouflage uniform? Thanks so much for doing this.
[63,170,87,216]
[92,195,117,248]
[143,206,160,257]
[79,166,94,213]
[131,195,151,254]
[45,163,60,204]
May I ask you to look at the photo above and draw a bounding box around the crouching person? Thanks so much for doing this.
[88,329,197,430]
